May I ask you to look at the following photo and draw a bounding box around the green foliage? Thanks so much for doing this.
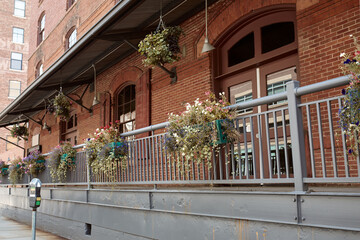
[48,142,76,182]
[10,125,28,140]
[53,92,71,121]
[339,35,360,155]
[164,92,241,173]
[0,161,9,176]
[84,121,128,181]
[8,157,25,184]
[138,26,183,66]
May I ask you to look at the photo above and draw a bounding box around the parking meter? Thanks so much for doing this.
[29,178,41,209]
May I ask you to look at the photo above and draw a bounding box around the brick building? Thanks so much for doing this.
[0,0,32,161]
[0,0,358,175]
[0,0,359,239]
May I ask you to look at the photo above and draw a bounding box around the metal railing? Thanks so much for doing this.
[1,76,359,191]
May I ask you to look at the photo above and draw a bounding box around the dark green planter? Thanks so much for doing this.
[61,154,75,165]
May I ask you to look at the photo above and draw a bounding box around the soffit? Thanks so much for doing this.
[0,0,217,127]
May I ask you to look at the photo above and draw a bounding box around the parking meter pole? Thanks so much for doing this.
[29,178,41,240]
[32,208,37,240]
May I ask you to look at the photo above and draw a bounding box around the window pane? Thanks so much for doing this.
[13,27,24,43]
[68,29,77,48]
[14,0,25,17]
[40,15,45,30]
[229,81,253,114]
[261,22,295,54]
[11,52,22,60]
[9,80,21,98]
[10,55,22,70]
[267,67,296,105]
[117,85,136,133]
[228,32,254,67]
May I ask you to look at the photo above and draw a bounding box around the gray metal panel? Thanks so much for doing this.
[87,190,150,208]
[151,191,297,223]
[301,194,360,231]
[51,189,87,202]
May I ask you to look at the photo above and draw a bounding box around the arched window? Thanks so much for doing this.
[65,27,77,49]
[66,0,76,10]
[215,6,298,106]
[117,85,136,133]
[37,12,45,46]
[35,61,43,78]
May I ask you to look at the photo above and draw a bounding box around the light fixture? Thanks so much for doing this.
[201,0,215,53]
[92,64,100,106]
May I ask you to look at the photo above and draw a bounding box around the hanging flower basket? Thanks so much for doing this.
[48,142,76,182]
[10,125,28,140]
[22,151,46,177]
[84,121,128,180]
[9,157,25,184]
[53,92,71,121]
[138,26,183,67]
[339,34,360,155]
[164,92,241,172]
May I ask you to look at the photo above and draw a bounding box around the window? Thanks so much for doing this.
[117,85,136,133]
[261,22,294,54]
[9,80,21,98]
[10,52,22,70]
[267,67,296,106]
[14,0,25,17]
[37,13,45,45]
[229,81,253,114]
[66,0,76,10]
[35,62,43,78]
[61,111,78,146]
[12,27,24,43]
[228,32,255,67]
[66,28,77,49]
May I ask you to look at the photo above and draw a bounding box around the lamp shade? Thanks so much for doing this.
[201,37,215,53]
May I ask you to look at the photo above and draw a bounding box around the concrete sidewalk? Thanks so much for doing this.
[0,215,66,239]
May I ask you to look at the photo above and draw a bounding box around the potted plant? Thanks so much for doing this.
[138,26,183,67]
[53,92,71,121]
[0,161,9,176]
[164,92,241,172]
[8,157,26,184]
[339,34,360,155]
[48,142,76,182]
[22,151,46,177]
[10,124,28,140]
[84,121,128,179]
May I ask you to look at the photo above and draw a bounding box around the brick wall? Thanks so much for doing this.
[24,0,360,175]
[0,0,32,162]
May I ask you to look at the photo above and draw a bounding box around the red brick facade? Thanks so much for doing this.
[0,0,32,162]
[22,0,360,159]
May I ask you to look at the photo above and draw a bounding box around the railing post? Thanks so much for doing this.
[86,152,91,190]
[286,81,307,192]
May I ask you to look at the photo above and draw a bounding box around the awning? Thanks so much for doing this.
[0,0,216,127]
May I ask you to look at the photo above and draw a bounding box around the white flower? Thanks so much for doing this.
[350,34,353,37]
[340,52,346,57]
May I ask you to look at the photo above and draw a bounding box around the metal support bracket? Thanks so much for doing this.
[158,65,177,84]
[124,39,177,84]
[0,136,25,150]
[62,93,92,113]
[23,114,42,127]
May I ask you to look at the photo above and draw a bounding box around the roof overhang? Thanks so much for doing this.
[0,0,217,127]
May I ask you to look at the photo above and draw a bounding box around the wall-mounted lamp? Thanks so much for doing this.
[201,0,215,53]
[92,64,100,106]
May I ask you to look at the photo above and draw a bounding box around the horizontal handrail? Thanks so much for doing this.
[119,75,350,138]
